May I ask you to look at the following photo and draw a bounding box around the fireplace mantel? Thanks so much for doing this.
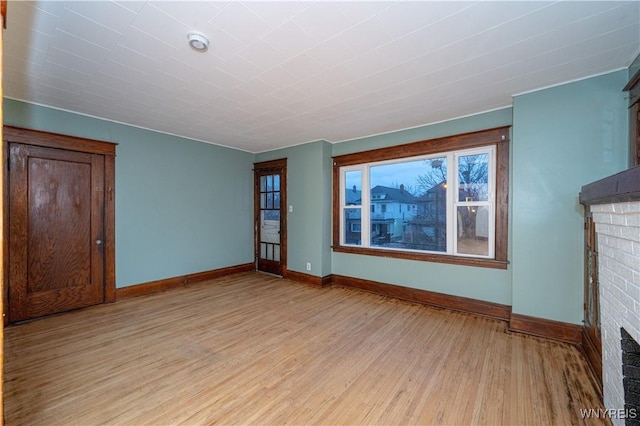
[580,165,640,206]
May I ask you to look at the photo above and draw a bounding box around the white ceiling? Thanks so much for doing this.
[4,1,640,153]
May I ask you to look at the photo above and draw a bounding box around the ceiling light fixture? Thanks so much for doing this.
[187,32,209,52]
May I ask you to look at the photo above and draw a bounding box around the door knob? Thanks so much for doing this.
[96,239,103,245]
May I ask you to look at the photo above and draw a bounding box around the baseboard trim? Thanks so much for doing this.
[509,313,582,345]
[331,274,511,321]
[116,266,583,346]
[581,328,603,397]
[116,263,254,300]
[284,270,332,287]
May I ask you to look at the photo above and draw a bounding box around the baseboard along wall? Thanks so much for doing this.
[117,265,582,346]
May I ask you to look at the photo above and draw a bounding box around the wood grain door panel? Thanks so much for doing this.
[9,143,105,322]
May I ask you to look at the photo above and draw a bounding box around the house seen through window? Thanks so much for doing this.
[333,127,509,269]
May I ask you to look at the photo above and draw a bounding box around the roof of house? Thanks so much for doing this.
[345,186,361,205]
[371,185,417,204]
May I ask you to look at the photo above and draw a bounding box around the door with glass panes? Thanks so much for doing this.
[254,159,286,276]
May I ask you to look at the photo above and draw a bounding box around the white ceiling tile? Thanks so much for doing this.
[199,67,243,90]
[114,1,146,15]
[289,75,332,98]
[47,47,101,76]
[107,45,161,75]
[4,80,36,100]
[31,0,65,16]
[373,36,432,67]
[212,94,247,110]
[8,25,53,54]
[41,60,93,86]
[217,55,262,82]
[57,9,121,51]
[132,3,191,48]
[271,86,306,103]
[3,55,42,80]
[344,72,396,98]
[100,59,148,84]
[150,1,222,30]
[261,21,316,58]
[63,1,136,33]
[170,45,225,70]
[237,40,287,71]
[156,56,200,81]
[342,50,392,78]
[306,36,357,67]
[34,84,81,102]
[279,54,323,81]
[39,73,85,94]
[21,2,60,35]
[4,39,48,68]
[291,2,353,43]
[132,79,172,101]
[322,84,362,102]
[228,87,263,105]
[237,78,278,98]
[339,17,392,54]
[258,67,300,88]
[118,27,178,62]
[316,63,363,87]
[210,2,272,45]
[50,29,111,64]
[243,1,309,28]
[338,1,394,25]
[377,1,472,38]
[149,70,192,92]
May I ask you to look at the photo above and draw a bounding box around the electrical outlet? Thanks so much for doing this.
[306,262,311,271]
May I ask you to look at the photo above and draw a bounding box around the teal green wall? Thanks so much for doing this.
[255,140,333,277]
[332,108,513,156]
[3,68,630,324]
[4,99,255,288]
[511,70,629,323]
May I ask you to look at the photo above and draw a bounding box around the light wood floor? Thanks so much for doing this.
[5,272,606,425]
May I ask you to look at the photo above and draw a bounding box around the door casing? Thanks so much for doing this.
[3,126,116,323]
[254,159,287,276]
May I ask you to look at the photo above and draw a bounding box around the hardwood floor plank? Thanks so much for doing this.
[4,272,606,425]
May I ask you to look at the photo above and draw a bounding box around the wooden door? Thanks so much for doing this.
[254,159,287,276]
[8,143,106,322]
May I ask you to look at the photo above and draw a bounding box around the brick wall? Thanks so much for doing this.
[591,201,640,425]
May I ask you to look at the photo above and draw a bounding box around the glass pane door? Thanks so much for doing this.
[254,159,286,276]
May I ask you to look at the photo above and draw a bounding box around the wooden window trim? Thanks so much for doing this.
[332,126,510,270]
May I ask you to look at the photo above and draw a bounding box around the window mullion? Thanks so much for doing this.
[362,165,371,247]
[446,152,455,255]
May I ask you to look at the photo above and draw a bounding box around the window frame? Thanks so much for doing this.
[332,127,510,269]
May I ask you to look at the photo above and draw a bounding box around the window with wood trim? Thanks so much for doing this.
[332,127,510,269]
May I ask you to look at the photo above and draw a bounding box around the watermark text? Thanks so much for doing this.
[580,408,638,420]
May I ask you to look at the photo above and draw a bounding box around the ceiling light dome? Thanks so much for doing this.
[187,32,209,52]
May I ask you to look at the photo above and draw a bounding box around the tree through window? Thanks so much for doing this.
[332,127,509,269]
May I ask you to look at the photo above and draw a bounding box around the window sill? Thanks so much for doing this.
[333,245,509,270]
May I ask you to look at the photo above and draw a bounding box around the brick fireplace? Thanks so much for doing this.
[590,200,640,424]
[582,165,640,425]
